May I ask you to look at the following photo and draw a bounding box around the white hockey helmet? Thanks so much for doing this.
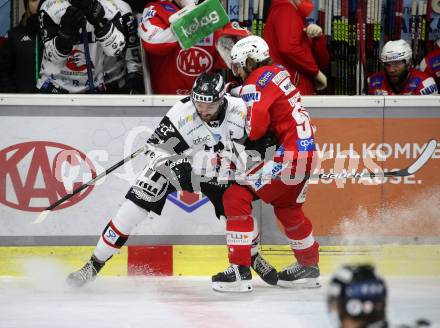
[230,35,270,76]
[380,39,412,64]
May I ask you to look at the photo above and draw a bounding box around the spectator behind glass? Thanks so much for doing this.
[37,0,126,93]
[0,0,43,93]
[368,39,438,95]
[419,39,440,91]
[263,0,329,95]
[137,0,249,95]
[103,0,145,94]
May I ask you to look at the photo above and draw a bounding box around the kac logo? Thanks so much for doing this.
[0,141,96,212]
[177,47,213,76]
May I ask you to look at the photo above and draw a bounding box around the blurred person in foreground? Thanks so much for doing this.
[263,0,329,95]
[328,264,432,328]
[0,0,43,93]
[368,39,437,96]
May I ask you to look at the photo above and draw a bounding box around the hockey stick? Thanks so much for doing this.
[82,21,95,94]
[312,139,437,179]
[33,147,146,224]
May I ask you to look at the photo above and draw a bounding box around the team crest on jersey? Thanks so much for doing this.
[177,47,213,76]
[256,71,274,88]
[167,191,209,212]
[66,49,87,72]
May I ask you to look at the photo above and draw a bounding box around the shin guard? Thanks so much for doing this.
[226,215,254,267]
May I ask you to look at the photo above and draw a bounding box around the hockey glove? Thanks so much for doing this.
[157,157,193,191]
[71,0,110,37]
[304,23,323,38]
[245,133,277,160]
[126,73,145,94]
[314,70,327,91]
[56,6,85,54]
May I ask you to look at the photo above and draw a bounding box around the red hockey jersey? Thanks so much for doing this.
[419,47,440,90]
[367,68,438,95]
[240,64,316,160]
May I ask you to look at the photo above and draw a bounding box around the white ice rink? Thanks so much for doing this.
[1,274,439,328]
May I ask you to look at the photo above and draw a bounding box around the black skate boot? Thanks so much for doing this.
[212,264,253,292]
[278,263,320,288]
[251,253,278,286]
[66,255,105,288]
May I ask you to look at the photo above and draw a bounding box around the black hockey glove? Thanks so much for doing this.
[71,0,110,37]
[245,132,277,160]
[56,6,84,54]
[157,157,193,191]
[126,73,145,94]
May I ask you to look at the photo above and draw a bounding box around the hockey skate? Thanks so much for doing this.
[251,253,278,286]
[277,263,321,288]
[66,256,105,288]
[212,264,253,292]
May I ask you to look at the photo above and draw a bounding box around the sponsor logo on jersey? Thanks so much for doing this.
[272,70,290,85]
[288,91,301,107]
[278,78,295,95]
[408,77,421,91]
[429,56,440,70]
[177,47,213,76]
[241,91,261,103]
[143,6,156,19]
[167,191,209,212]
[193,135,211,145]
[158,121,176,136]
[420,83,438,95]
[256,70,275,88]
[160,3,176,12]
[178,112,198,128]
[369,75,384,88]
[297,137,316,152]
[248,160,287,191]
[0,141,96,212]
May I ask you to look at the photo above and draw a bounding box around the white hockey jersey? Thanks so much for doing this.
[37,0,126,93]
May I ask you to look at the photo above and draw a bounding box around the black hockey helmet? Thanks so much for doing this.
[191,72,225,103]
[327,264,387,328]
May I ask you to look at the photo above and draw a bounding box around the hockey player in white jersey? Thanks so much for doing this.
[66,72,278,287]
[37,0,126,93]
[103,0,144,94]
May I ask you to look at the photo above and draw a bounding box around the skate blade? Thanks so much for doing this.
[277,277,321,289]
[212,280,253,293]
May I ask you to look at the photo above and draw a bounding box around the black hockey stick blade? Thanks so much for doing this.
[33,147,145,224]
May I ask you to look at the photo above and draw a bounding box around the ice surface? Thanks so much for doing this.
[1,275,439,328]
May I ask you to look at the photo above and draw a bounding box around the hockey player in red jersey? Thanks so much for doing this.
[419,39,440,91]
[138,0,249,95]
[263,0,329,95]
[211,35,320,292]
[368,39,438,96]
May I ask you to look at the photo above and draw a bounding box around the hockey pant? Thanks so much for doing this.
[223,177,319,267]
[93,166,261,262]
